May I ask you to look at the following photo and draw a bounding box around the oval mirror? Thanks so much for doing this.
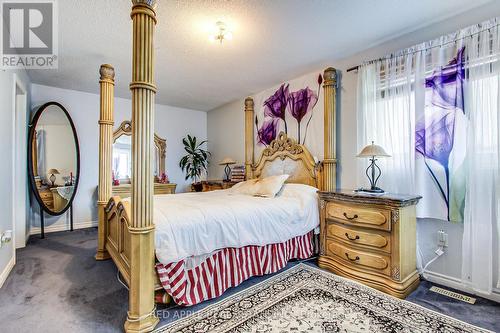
[28,102,80,216]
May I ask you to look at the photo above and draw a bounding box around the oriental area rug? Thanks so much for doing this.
[156,264,491,333]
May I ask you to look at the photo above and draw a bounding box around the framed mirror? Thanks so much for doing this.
[112,120,166,183]
[28,102,80,218]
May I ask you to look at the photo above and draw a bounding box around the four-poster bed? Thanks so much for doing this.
[95,1,338,331]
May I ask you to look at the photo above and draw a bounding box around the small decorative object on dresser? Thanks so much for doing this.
[230,165,245,182]
[112,171,120,186]
[159,172,169,184]
[219,157,236,182]
[318,190,422,299]
[47,168,60,187]
[356,142,390,193]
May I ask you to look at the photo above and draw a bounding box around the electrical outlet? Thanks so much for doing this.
[437,230,448,247]
[0,230,12,247]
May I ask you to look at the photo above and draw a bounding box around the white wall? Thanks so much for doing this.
[208,4,500,297]
[0,69,31,287]
[207,99,245,179]
[30,84,207,233]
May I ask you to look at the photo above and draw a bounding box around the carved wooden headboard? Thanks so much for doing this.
[251,132,320,188]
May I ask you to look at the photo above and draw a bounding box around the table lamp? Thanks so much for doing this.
[47,168,60,187]
[356,142,390,193]
[219,157,236,182]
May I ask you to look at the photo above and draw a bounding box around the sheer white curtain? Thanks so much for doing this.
[356,55,416,194]
[462,19,500,294]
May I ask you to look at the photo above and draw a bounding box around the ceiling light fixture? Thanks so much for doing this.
[209,21,233,44]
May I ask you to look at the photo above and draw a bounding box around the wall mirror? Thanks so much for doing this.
[112,120,166,183]
[28,102,80,222]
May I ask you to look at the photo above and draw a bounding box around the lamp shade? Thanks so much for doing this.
[357,142,390,158]
[219,157,236,165]
[47,168,60,175]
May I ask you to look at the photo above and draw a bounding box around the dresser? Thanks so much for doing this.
[38,187,54,210]
[112,183,177,197]
[50,187,70,212]
[318,190,421,298]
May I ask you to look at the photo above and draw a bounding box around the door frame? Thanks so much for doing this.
[12,73,28,249]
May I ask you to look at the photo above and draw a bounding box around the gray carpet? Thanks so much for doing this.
[0,228,498,332]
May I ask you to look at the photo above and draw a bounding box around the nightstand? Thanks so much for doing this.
[318,190,421,299]
[200,180,238,192]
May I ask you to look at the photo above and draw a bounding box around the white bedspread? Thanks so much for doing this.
[152,183,319,264]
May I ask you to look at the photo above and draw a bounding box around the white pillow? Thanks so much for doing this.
[252,174,290,198]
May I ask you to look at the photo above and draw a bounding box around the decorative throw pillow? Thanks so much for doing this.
[252,174,290,198]
[228,179,259,195]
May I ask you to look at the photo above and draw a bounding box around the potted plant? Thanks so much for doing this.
[179,135,210,192]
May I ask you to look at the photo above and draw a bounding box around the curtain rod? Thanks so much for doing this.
[345,20,499,74]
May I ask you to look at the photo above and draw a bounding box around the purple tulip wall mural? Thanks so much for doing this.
[263,83,290,134]
[416,47,466,221]
[288,87,318,143]
[256,117,279,146]
[302,74,323,144]
[256,73,322,146]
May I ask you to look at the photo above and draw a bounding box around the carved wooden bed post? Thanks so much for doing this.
[244,97,255,180]
[96,64,115,261]
[125,0,159,332]
[322,67,338,191]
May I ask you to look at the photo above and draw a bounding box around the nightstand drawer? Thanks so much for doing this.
[326,240,391,276]
[326,202,391,231]
[327,224,391,253]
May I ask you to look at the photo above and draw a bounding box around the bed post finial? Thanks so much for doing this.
[100,64,115,81]
[132,0,157,8]
[244,97,255,180]
[96,64,115,261]
[125,0,159,332]
[323,67,338,192]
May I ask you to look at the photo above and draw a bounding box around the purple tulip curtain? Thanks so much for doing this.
[416,46,468,223]
[357,17,500,294]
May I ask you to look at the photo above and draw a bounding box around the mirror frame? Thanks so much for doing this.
[113,120,166,182]
[27,101,81,216]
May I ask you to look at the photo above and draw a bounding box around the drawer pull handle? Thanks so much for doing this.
[345,233,360,241]
[343,212,358,220]
[345,253,360,262]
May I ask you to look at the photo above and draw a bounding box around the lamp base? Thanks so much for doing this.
[223,164,231,182]
[355,187,385,194]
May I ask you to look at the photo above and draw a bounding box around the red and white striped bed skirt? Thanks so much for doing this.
[155,231,314,306]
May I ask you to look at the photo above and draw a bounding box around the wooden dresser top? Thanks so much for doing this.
[318,189,422,208]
